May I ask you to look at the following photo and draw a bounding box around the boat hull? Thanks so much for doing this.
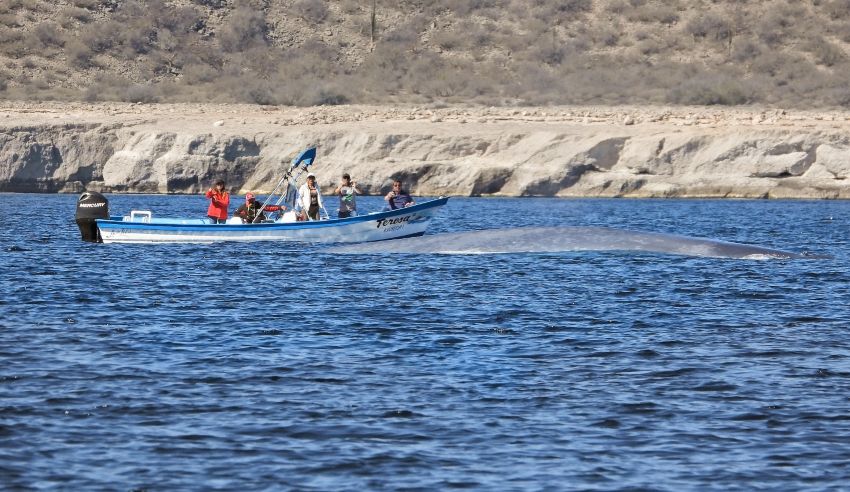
[96,197,449,244]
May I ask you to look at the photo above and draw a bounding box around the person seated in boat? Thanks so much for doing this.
[233,192,286,223]
[297,173,325,221]
[384,179,415,210]
[334,173,361,219]
[205,179,230,224]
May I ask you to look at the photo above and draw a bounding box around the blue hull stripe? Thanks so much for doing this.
[97,197,449,233]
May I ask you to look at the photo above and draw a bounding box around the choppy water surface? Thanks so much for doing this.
[1,194,849,490]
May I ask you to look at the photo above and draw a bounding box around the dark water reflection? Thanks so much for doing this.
[1,194,849,490]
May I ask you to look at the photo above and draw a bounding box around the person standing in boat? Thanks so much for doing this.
[334,173,361,219]
[385,179,415,210]
[233,192,286,223]
[297,173,325,221]
[205,179,230,224]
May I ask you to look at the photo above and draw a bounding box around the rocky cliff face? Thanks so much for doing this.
[1,103,848,199]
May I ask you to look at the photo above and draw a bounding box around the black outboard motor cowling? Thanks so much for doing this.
[75,192,109,243]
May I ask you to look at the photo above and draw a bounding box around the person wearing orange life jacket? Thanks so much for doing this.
[233,192,287,223]
[205,179,230,224]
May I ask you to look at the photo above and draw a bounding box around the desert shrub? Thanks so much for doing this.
[554,0,593,14]
[806,36,846,66]
[686,13,732,41]
[121,24,157,55]
[339,0,360,14]
[536,42,570,65]
[0,27,28,56]
[510,60,564,103]
[218,5,268,52]
[750,50,812,81]
[637,38,663,55]
[605,0,628,14]
[65,39,94,68]
[79,20,123,53]
[350,44,409,96]
[292,0,329,23]
[0,14,21,27]
[411,62,485,99]
[757,9,794,46]
[59,7,91,25]
[279,39,339,76]
[71,0,101,8]
[124,84,158,103]
[170,6,204,33]
[628,4,679,24]
[243,82,276,105]
[532,0,592,24]
[445,0,505,16]
[594,26,620,47]
[667,74,751,105]
[731,38,761,63]
[28,77,51,91]
[825,0,850,20]
[493,22,542,53]
[31,21,65,48]
[431,28,465,51]
[463,21,494,50]
[383,20,422,45]
[315,86,350,105]
[181,41,223,69]
[269,77,312,105]
[290,79,351,105]
[749,51,788,77]
[831,20,850,42]
[155,30,179,52]
[193,0,227,8]
[182,62,218,84]
[821,83,850,107]
[20,0,45,12]
[82,75,134,102]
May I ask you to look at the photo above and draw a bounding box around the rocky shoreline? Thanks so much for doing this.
[1,101,848,198]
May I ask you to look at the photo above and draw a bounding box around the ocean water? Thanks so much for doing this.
[1,193,849,490]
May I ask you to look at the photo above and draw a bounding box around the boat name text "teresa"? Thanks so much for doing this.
[376,216,411,229]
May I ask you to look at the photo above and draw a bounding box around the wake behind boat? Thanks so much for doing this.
[74,147,448,244]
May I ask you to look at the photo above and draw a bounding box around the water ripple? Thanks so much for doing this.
[1,195,848,490]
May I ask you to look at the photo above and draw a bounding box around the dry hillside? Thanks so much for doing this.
[2,0,850,107]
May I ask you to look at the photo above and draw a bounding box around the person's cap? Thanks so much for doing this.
[246,192,255,201]
[307,173,315,178]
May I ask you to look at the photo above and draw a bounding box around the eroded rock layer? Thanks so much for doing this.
[1,103,848,198]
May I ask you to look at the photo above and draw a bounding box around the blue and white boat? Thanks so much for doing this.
[91,197,448,244]
[75,147,449,244]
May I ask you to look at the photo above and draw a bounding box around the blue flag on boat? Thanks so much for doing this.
[291,147,316,169]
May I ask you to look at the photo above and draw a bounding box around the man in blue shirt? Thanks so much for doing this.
[385,179,415,210]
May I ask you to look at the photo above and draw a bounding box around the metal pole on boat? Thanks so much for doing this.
[253,168,292,223]
[252,147,317,223]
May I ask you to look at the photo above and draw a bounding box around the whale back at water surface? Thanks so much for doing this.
[328,226,824,259]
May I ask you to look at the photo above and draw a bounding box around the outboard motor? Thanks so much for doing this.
[75,191,109,243]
